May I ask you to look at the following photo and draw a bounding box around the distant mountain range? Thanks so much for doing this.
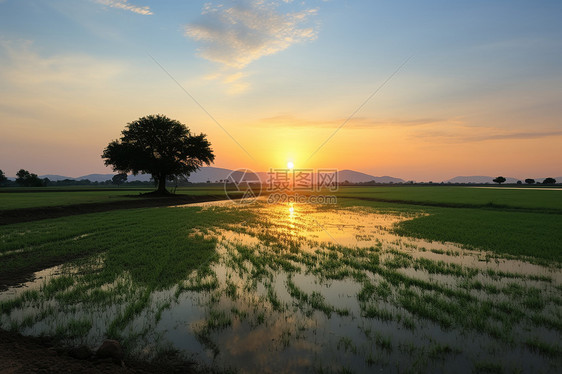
[10,169,557,184]
[336,170,404,184]
[34,167,405,184]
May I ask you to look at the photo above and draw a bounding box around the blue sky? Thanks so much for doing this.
[1,0,561,181]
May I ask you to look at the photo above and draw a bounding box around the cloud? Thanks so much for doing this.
[94,0,153,15]
[465,129,562,142]
[258,114,562,144]
[259,114,445,129]
[185,0,318,69]
[0,39,125,88]
[411,122,562,143]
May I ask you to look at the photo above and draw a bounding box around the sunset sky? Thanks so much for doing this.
[1,0,561,181]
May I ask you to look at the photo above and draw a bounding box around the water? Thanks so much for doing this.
[1,201,560,373]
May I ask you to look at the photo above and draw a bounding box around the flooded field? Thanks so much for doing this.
[1,201,561,373]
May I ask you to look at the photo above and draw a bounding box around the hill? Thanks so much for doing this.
[337,170,404,184]
[446,176,520,184]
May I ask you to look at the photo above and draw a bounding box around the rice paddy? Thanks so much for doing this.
[1,193,561,373]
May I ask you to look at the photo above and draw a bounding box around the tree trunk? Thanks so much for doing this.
[157,174,167,194]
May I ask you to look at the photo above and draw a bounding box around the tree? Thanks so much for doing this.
[525,178,535,185]
[112,173,128,187]
[493,176,506,185]
[15,169,43,187]
[0,169,7,186]
[102,114,214,194]
[543,177,556,185]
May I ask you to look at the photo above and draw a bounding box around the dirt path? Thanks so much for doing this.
[0,194,233,225]
[0,329,197,373]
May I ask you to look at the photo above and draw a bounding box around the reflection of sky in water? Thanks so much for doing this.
[1,201,561,373]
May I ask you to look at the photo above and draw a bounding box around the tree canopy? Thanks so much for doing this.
[525,178,535,185]
[493,176,506,185]
[112,173,127,187]
[543,177,556,184]
[102,114,215,194]
[15,169,43,187]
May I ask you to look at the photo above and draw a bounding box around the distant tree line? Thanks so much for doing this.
[0,169,558,188]
[0,169,204,188]
[493,176,557,185]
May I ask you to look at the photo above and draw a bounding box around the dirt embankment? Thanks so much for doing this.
[0,194,232,226]
[0,329,197,373]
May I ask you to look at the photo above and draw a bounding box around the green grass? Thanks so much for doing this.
[0,186,236,210]
[337,194,562,263]
[1,186,561,371]
[335,186,562,211]
[0,205,253,288]
[0,189,144,210]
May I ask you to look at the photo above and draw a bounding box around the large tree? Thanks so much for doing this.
[15,169,43,187]
[102,114,214,194]
[493,176,506,185]
[112,173,128,187]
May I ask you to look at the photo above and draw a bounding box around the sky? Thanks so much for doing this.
[0,0,561,182]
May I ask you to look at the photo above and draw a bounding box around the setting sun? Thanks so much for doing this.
[287,161,294,169]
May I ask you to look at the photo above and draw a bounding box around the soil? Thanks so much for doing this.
[0,194,232,226]
[0,329,197,373]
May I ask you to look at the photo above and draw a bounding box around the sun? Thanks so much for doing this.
[287,161,294,169]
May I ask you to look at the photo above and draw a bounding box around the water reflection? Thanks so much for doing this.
[1,201,560,373]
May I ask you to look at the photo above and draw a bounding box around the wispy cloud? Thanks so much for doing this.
[412,123,562,143]
[259,114,562,144]
[259,115,446,129]
[185,0,318,69]
[94,0,153,15]
[465,129,562,142]
[0,39,124,88]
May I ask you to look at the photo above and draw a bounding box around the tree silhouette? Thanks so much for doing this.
[0,170,7,186]
[543,177,556,185]
[525,178,535,185]
[112,173,128,187]
[15,169,43,187]
[493,176,506,185]
[102,114,214,194]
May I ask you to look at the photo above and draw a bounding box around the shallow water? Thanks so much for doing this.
[1,201,561,373]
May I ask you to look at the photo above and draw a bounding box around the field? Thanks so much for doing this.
[0,186,232,210]
[1,186,561,373]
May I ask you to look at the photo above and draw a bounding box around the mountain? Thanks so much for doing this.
[37,168,405,184]
[187,167,238,183]
[75,174,153,182]
[446,176,520,184]
[39,174,74,181]
[337,170,404,184]
[75,173,113,182]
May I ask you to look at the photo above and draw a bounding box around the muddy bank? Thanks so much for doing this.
[0,329,197,373]
[0,194,235,225]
